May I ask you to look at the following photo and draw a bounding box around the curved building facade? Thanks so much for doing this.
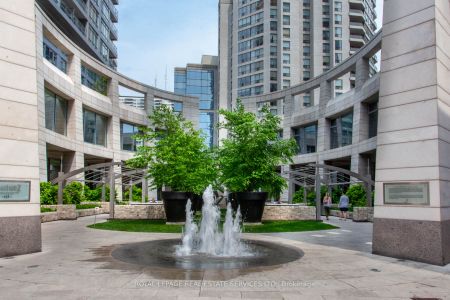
[241,30,381,202]
[34,5,199,184]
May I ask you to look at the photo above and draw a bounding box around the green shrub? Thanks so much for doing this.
[292,187,319,206]
[63,181,84,204]
[123,186,142,202]
[40,182,58,205]
[76,204,99,210]
[346,184,367,207]
[83,185,109,202]
[40,207,56,213]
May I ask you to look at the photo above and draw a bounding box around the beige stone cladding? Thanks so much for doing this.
[0,0,42,257]
[35,6,199,183]
[114,204,166,220]
[262,204,316,221]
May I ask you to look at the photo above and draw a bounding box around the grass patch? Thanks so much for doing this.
[242,220,337,233]
[40,207,56,213]
[88,219,337,233]
[76,204,100,210]
[88,220,182,233]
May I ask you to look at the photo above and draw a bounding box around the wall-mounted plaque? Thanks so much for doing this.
[384,182,429,205]
[0,181,30,202]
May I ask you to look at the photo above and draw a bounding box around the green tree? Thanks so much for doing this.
[128,106,217,194]
[218,100,297,193]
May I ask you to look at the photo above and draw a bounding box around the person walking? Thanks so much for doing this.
[323,192,332,220]
[338,192,350,220]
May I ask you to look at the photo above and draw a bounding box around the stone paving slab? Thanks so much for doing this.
[0,215,449,299]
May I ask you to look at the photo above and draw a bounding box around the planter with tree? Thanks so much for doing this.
[128,106,217,222]
[218,100,297,223]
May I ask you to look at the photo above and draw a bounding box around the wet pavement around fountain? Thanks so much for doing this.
[1,215,450,299]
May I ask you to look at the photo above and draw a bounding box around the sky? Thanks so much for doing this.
[117,0,384,93]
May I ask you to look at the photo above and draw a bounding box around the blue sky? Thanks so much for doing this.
[117,0,383,93]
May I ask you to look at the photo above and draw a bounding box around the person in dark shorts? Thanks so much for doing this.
[338,192,350,220]
[323,192,332,220]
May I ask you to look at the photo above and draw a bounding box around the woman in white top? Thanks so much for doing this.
[323,192,332,220]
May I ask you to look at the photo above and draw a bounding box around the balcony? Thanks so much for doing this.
[349,9,364,22]
[349,21,366,36]
[59,0,86,35]
[109,41,118,58]
[110,24,118,41]
[110,2,118,22]
[350,34,365,48]
[349,0,364,10]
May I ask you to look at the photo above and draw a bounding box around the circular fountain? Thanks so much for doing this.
[110,186,303,278]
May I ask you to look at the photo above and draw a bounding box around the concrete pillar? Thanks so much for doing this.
[0,0,42,257]
[109,166,115,218]
[319,81,332,107]
[317,118,330,152]
[373,0,450,265]
[142,177,148,203]
[355,57,370,90]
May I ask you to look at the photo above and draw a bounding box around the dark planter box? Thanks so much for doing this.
[231,192,268,223]
[191,194,203,213]
[161,191,190,223]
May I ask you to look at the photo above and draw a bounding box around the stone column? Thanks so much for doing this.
[373,0,450,265]
[355,57,370,90]
[0,0,42,257]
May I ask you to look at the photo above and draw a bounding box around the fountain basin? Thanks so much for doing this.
[111,239,303,271]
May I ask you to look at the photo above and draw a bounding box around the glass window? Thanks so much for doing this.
[270,8,277,18]
[283,15,290,25]
[45,88,67,135]
[83,109,107,146]
[101,42,109,60]
[335,53,342,64]
[89,4,99,26]
[283,27,290,38]
[335,27,342,38]
[101,20,109,38]
[335,14,342,25]
[283,2,290,12]
[283,41,290,50]
[283,66,290,77]
[329,112,353,149]
[335,79,343,90]
[199,112,214,148]
[121,122,142,151]
[368,102,378,138]
[335,39,342,50]
[43,38,68,73]
[88,26,98,49]
[283,53,290,64]
[293,123,317,154]
[334,1,342,12]
[81,65,108,95]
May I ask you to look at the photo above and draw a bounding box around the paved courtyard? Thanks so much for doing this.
[264,217,374,253]
[0,215,449,300]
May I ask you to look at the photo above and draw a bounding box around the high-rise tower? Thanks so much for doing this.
[219,0,377,108]
[37,0,119,69]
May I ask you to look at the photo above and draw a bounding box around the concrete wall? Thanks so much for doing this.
[0,0,42,257]
[373,0,450,266]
